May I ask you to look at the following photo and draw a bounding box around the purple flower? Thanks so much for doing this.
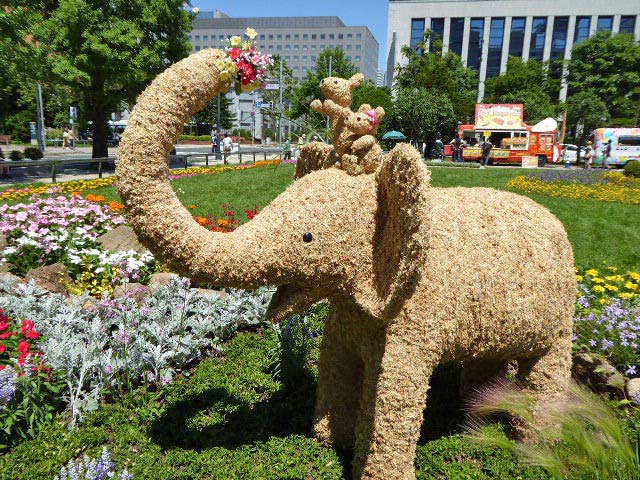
[588,339,598,347]
[601,339,614,351]
[626,365,637,376]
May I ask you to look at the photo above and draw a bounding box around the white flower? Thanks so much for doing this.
[245,28,257,39]
[230,35,242,47]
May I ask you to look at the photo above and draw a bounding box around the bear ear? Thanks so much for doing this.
[350,73,364,89]
[374,106,385,121]
[353,143,431,320]
[357,103,372,113]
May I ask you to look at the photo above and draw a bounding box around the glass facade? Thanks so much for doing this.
[597,16,613,32]
[529,17,547,61]
[430,18,445,53]
[486,17,505,78]
[620,16,637,34]
[449,18,465,55]
[410,18,425,50]
[574,16,591,44]
[509,17,526,57]
[467,18,484,70]
[550,16,569,59]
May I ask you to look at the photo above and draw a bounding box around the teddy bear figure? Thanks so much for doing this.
[341,106,386,175]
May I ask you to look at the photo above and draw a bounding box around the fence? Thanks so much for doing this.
[0,148,284,183]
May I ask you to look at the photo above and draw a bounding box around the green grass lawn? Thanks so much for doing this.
[86,164,640,270]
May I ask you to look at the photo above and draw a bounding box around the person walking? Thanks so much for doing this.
[296,134,306,157]
[282,138,292,160]
[211,130,218,154]
[434,135,444,161]
[584,142,593,169]
[62,127,70,149]
[68,127,76,150]
[480,138,493,168]
[603,139,612,169]
[450,136,463,162]
[222,134,233,164]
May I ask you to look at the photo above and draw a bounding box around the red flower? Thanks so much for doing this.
[0,320,8,332]
[21,319,35,335]
[0,331,13,340]
[17,352,28,366]
[24,330,40,340]
[0,344,5,354]
[0,364,5,371]
[229,47,242,60]
[18,340,29,354]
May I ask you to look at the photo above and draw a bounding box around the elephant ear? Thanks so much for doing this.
[360,143,431,319]
[294,142,340,179]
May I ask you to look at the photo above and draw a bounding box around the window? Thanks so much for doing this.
[285,44,291,49]
[269,34,274,40]
[320,34,326,39]
[303,45,308,50]
[286,34,290,39]
[260,34,265,40]
[529,17,547,61]
[277,45,282,51]
[574,16,591,44]
[410,18,425,50]
[303,34,308,39]
[294,34,299,39]
[486,17,505,78]
[219,35,224,40]
[294,44,300,50]
[311,45,316,50]
[311,55,316,61]
[356,44,362,50]
[467,18,484,70]
[294,55,299,60]
[597,16,613,32]
[195,35,200,41]
[329,34,334,39]
[277,34,282,39]
[347,44,352,50]
[268,45,274,50]
[203,35,208,42]
[620,16,636,34]
[430,18,444,53]
[355,55,361,61]
[338,34,343,39]
[449,18,465,55]
[187,35,192,41]
[285,56,290,61]
[508,17,526,57]
[347,33,353,38]
[302,55,307,61]
[294,66,299,70]
[195,46,201,51]
[356,33,362,38]
[347,55,352,60]
[312,34,317,40]
[550,16,569,60]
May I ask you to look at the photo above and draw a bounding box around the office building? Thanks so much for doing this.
[191,11,379,81]
[386,0,640,99]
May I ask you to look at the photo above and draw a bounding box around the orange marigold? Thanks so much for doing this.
[194,216,209,226]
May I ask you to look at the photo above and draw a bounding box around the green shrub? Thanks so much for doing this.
[178,134,211,141]
[47,128,64,140]
[23,147,43,160]
[9,150,23,161]
[624,160,640,178]
[425,160,480,168]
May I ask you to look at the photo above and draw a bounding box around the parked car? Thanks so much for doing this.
[560,143,585,164]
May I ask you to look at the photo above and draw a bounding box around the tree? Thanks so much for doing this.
[290,47,358,124]
[352,82,394,139]
[191,94,235,132]
[390,88,456,147]
[568,32,640,126]
[394,34,477,122]
[27,0,193,157]
[566,90,610,144]
[484,57,559,124]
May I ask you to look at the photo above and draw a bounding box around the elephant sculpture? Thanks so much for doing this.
[117,49,576,480]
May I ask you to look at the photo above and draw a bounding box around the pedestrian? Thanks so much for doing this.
[67,127,76,150]
[584,141,593,169]
[62,127,69,149]
[297,134,306,157]
[602,139,612,169]
[450,136,463,162]
[283,138,292,160]
[480,138,493,168]
[211,129,218,154]
[222,133,233,163]
[434,135,444,161]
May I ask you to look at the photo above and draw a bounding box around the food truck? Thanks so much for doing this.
[592,128,640,167]
[456,104,561,166]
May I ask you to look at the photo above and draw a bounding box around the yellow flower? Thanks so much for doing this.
[592,285,606,293]
[230,35,242,47]
[599,298,609,305]
[618,292,635,300]
[575,275,584,282]
[585,269,599,277]
[245,27,257,39]
[591,277,605,284]
[604,284,618,292]
[607,266,618,272]
[630,272,640,281]
[625,281,638,291]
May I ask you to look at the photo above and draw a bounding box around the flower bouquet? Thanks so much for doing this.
[224,28,273,94]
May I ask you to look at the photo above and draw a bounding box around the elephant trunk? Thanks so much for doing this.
[117,50,261,287]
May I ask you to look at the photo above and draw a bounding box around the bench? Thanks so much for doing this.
[0,135,11,145]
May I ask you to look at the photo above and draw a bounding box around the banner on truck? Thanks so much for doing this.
[475,104,525,130]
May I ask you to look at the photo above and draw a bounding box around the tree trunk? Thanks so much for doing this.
[91,103,109,159]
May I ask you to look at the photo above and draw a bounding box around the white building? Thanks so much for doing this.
[386,0,640,99]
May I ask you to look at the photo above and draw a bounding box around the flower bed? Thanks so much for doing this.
[508,170,640,204]
[574,267,640,381]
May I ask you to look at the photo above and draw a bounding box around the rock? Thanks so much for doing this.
[113,283,151,303]
[626,378,640,405]
[148,272,179,292]
[0,271,23,284]
[190,288,229,301]
[97,225,148,254]
[572,352,626,396]
[25,263,73,295]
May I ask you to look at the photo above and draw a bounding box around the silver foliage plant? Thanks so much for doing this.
[0,278,273,426]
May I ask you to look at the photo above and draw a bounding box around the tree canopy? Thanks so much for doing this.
[390,88,455,146]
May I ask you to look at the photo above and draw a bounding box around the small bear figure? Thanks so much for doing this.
[341,106,386,175]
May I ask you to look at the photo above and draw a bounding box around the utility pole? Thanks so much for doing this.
[278,60,283,143]
[326,56,333,131]
[215,94,222,160]
[35,83,46,152]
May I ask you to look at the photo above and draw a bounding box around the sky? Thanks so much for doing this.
[191,0,390,69]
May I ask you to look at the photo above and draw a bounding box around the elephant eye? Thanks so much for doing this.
[334,80,338,84]
[302,232,313,243]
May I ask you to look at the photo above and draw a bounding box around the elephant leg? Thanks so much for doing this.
[516,335,572,430]
[352,332,438,480]
[313,307,363,450]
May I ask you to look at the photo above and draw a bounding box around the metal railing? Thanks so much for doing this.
[0,148,285,183]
